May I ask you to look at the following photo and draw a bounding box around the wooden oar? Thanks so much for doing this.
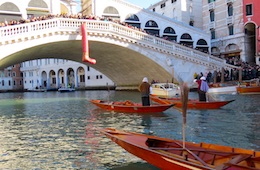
[181,83,189,149]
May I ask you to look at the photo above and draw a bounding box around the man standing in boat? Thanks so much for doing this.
[139,77,151,106]
[194,76,209,101]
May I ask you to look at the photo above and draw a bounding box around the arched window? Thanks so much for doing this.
[163,27,177,41]
[145,20,158,27]
[0,2,21,22]
[125,14,140,28]
[196,39,209,53]
[180,33,193,47]
[27,0,49,18]
[102,6,120,20]
[144,20,159,36]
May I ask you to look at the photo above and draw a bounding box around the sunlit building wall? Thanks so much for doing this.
[147,0,203,29]
[202,0,257,64]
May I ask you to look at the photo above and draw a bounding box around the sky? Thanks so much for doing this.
[126,0,160,8]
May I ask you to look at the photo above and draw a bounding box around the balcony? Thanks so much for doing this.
[208,2,215,11]
[208,21,215,30]
[226,16,233,25]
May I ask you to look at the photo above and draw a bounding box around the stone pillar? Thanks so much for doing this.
[221,67,224,83]
[239,68,242,82]
[213,70,217,84]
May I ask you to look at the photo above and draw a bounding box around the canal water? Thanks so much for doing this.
[0,90,259,169]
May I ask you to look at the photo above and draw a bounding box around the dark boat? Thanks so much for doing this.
[101,128,260,170]
[150,95,234,110]
[90,99,174,113]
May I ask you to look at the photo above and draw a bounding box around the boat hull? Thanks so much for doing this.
[207,86,237,94]
[90,100,174,113]
[101,128,260,170]
[150,95,234,110]
[151,83,181,97]
[236,86,260,94]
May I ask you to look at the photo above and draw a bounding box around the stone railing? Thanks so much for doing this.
[0,18,234,70]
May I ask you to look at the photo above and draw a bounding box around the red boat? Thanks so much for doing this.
[101,128,260,170]
[90,99,174,113]
[150,95,235,110]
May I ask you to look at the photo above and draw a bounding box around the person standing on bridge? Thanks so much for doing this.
[139,77,151,106]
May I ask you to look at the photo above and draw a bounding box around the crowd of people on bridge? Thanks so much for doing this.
[0,13,146,33]
[195,62,260,84]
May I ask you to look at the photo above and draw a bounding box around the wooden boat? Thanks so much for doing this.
[150,95,235,110]
[90,99,174,113]
[101,128,260,170]
[150,83,181,97]
[236,79,260,94]
[58,87,75,92]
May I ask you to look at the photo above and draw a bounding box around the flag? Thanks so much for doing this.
[81,23,96,64]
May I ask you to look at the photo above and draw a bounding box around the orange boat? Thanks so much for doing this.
[150,95,235,110]
[237,86,260,94]
[90,99,174,113]
[101,128,260,170]
[237,79,260,94]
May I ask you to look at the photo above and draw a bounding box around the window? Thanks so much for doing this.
[12,72,16,77]
[13,81,16,86]
[208,0,215,3]
[228,4,233,16]
[189,21,194,26]
[2,80,4,86]
[87,76,90,80]
[172,0,177,3]
[8,80,11,86]
[161,3,165,8]
[211,30,215,39]
[246,4,252,16]
[228,25,234,35]
[52,78,56,84]
[153,8,155,12]
[210,10,215,22]
[96,75,99,79]
[80,75,85,82]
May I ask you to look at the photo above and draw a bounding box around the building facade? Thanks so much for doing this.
[147,0,203,30]
[202,0,260,65]
[0,64,23,91]
[243,0,260,65]
[21,59,114,90]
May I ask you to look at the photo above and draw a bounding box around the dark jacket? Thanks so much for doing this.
[139,82,150,97]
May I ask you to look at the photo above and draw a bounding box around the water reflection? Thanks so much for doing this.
[0,91,259,169]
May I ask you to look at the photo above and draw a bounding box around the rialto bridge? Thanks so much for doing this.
[0,18,236,88]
